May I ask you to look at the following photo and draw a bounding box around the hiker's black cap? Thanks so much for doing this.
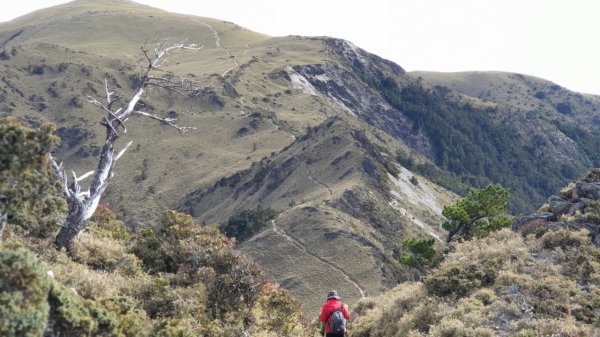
[327,290,341,300]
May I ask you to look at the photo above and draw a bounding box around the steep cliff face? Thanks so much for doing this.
[285,39,600,212]
[289,39,432,156]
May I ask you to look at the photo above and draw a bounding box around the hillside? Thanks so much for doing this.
[2,0,600,318]
[409,71,600,209]
[412,71,600,126]
[182,117,454,312]
[351,171,600,336]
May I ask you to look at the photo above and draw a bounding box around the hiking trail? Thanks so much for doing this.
[271,220,366,298]
[305,164,333,199]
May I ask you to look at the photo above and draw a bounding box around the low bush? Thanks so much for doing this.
[424,264,497,298]
[429,318,495,337]
[48,282,149,336]
[0,245,51,337]
[540,228,589,250]
[220,206,279,242]
[71,232,130,270]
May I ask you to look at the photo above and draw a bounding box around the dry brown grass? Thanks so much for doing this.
[351,229,600,336]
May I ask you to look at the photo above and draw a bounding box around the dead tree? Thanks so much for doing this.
[0,211,6,243]
[51,42,201,251]
[0,195,6,243]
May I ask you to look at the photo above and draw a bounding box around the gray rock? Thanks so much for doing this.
[511,213,552,231]
[548,196,571,217]
[568,202,586,215]
[576,182,600,200]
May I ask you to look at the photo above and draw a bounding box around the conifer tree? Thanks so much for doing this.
[442,184,514,242]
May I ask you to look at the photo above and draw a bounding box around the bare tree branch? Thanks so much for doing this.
[52,41,201,251]
[133,110,196,132]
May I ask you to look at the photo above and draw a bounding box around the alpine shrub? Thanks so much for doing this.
[0,245,51,337]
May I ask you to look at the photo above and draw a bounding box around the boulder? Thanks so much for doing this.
[568,202,586,215]
[511,212,553,231]
[548,196,571,218]
[575,182,600,200]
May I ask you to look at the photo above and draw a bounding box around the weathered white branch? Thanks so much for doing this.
[104,79,114,105]
[133,110,196,132]
[49,157,69,197]
[77,171,95,182]
[114,141,133,161]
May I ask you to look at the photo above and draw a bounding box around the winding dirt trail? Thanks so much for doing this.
[271,220,366,298]
[200,21,240,77]
[305,164,333,199]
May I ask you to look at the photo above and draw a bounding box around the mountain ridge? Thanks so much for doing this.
[1,0,599,318]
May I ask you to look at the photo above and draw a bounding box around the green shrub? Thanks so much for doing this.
[429,318,494,337]
[442,184,513,242]
[0,245,51,337]
[151,319,197,337]
[0,117,66,237]
[131,227,172,273]
[48,282,149,336]
[540,229,589,250]
[89,204,129,240]
[582,168,600,183]
[97,296,148,336]
[71,232,129,270]
[132,211,265,320]
[424,264,497,298]
[252,283,306,336]
[47,282,96,336]
[221,206,279,242]
[399,237,437,269]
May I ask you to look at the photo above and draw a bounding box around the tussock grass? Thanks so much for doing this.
[351,229,600,336]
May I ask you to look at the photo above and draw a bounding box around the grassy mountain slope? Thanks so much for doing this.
[182,117,454,314]
[1,0,455,316]
[0,0,270,55]
[2,0,599,319]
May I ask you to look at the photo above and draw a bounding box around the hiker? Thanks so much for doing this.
[319,290,350,337]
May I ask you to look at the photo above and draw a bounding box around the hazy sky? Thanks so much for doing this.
[2,0,599,95]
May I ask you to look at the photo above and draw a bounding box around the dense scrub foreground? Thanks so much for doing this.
[1,208,312,337]
[0,117,311,337]
[351,228,600,336]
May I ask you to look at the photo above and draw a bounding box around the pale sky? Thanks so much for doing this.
[2,0,600,95]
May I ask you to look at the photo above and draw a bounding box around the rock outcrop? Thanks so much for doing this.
[512,168,600,245]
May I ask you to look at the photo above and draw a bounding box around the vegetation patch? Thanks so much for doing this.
[220,206,279,243]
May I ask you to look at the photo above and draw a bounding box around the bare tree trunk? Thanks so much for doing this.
[54,209,85,250]
[0,211,6,243]
[51,41,200,252]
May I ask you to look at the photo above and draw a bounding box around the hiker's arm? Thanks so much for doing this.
[319,306,327,322]
[342,303,351,320]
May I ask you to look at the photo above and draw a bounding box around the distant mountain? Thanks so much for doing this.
[412,71,600,126]
[2,0,599,315]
